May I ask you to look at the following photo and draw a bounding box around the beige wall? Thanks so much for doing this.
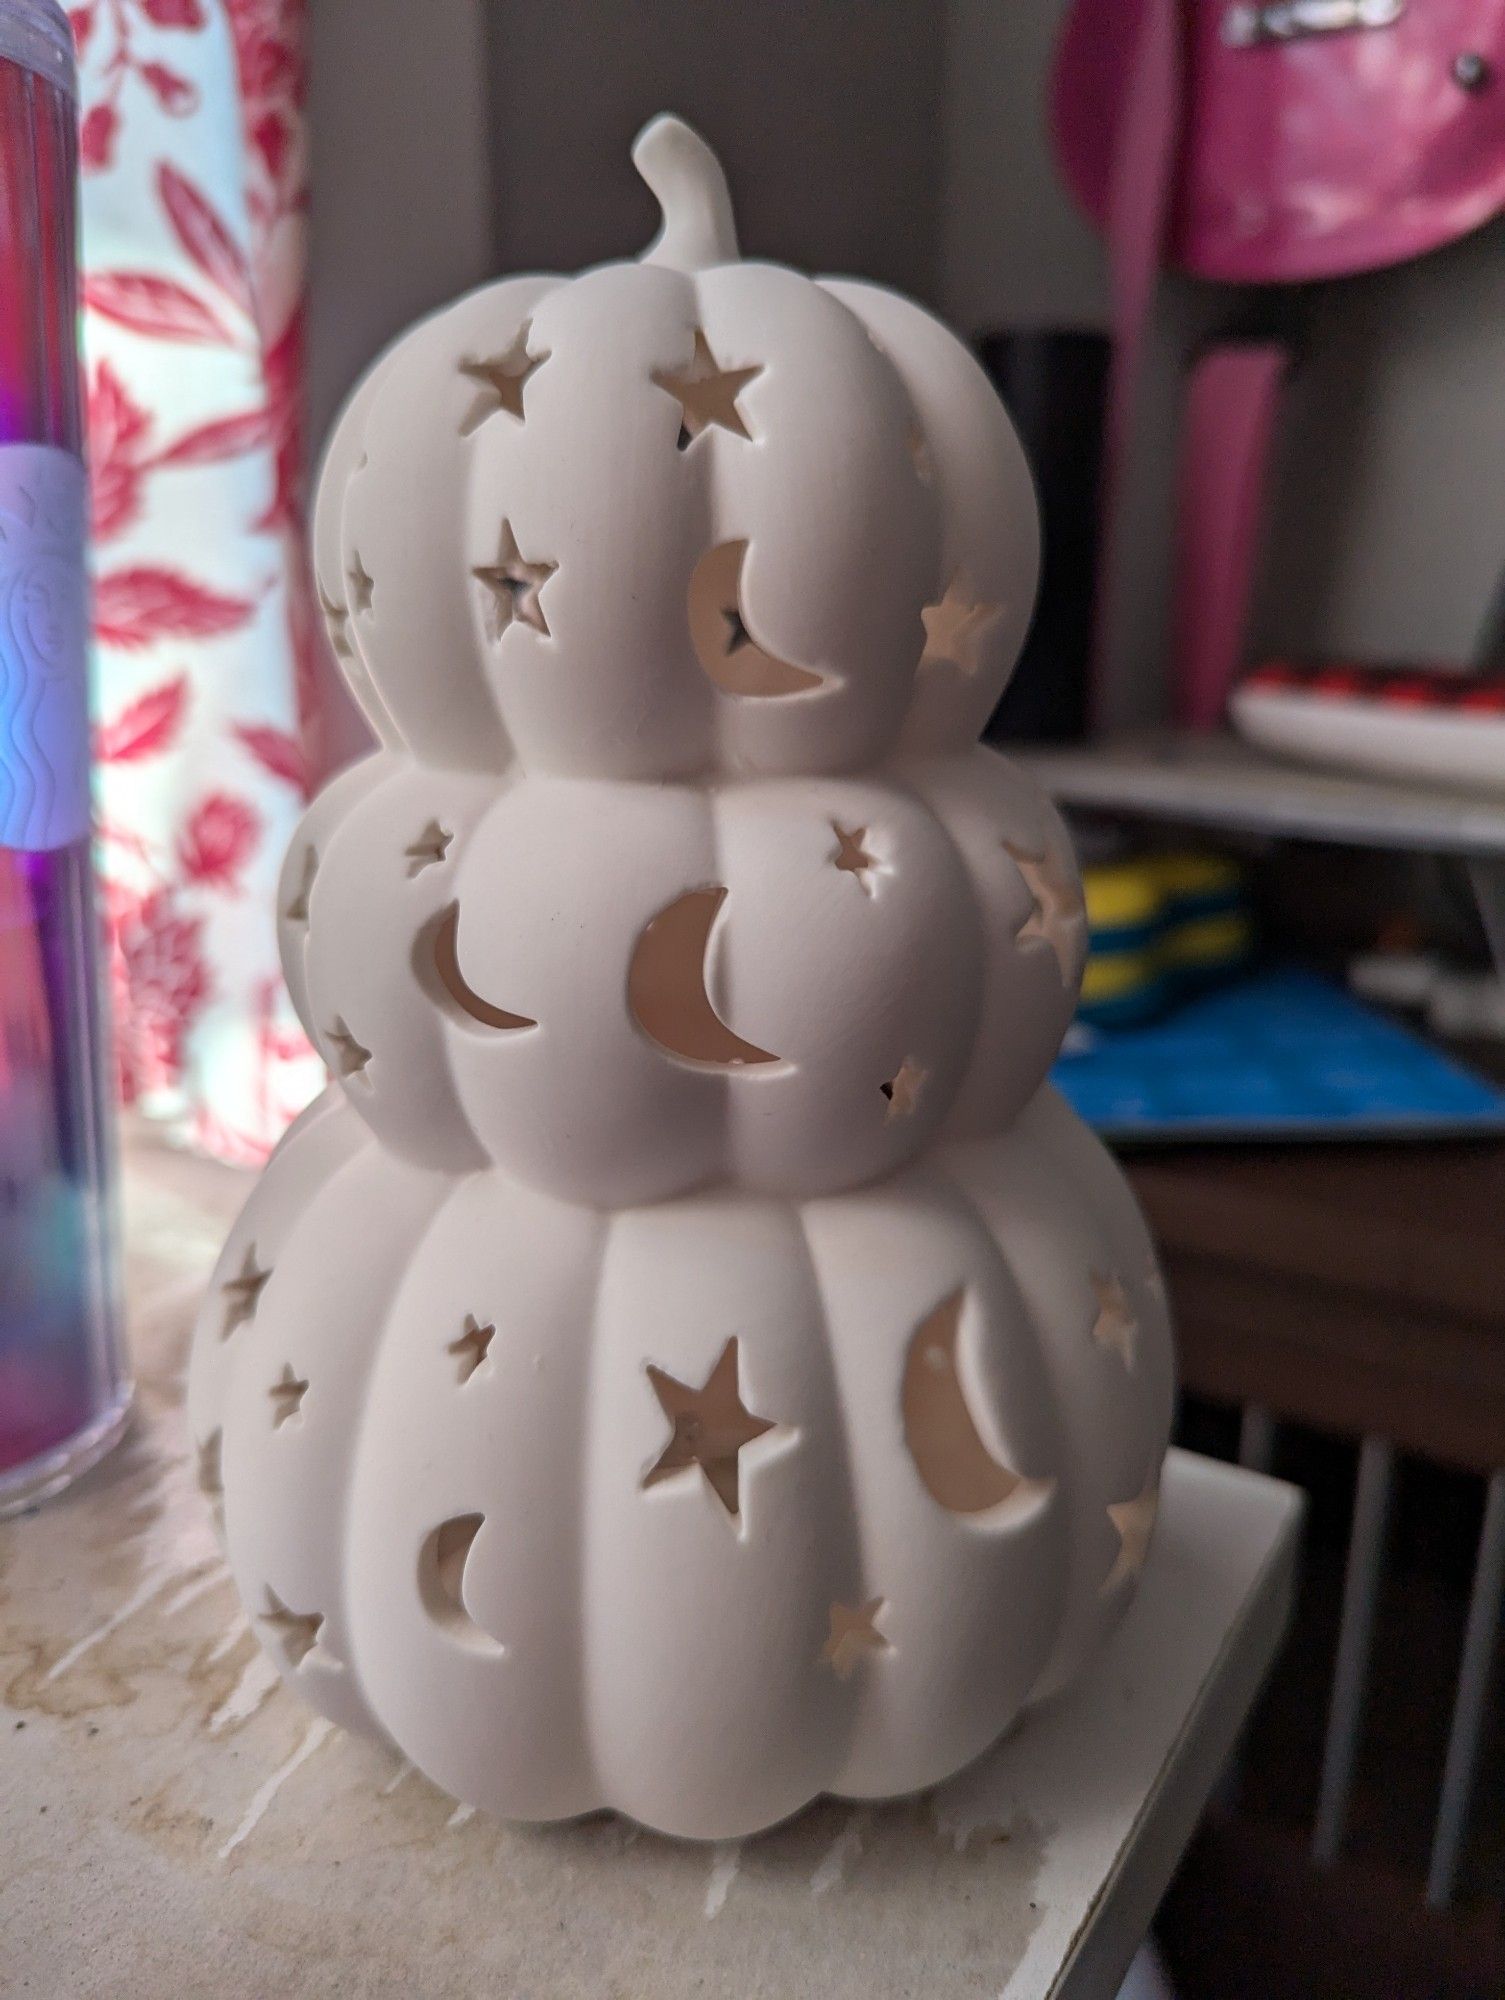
[482,0,944,304]
[306,0,493,449]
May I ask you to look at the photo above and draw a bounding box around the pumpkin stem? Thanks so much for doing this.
[633,114,739,271]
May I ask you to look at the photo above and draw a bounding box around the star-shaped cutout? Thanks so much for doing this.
[196,1429,222,1499]
[919,573,1002,676]
[458,324,549,435]
[326,1016,372,1082]
[820,1597,891,1680]
[221,1244,271,1339]
[404,821,452,876]
[1143,1254,1168,1307]
[319,586,352,660]
[831,821,879,894]
[1102,1472,1160,1596]
[1090,1272,1138,1369]
[347,552,374,615]
[906,422,934,485]
[472,520,556,640]
[642,1337,776,1521]
[284,845,317,924]
[1004,839,1086,984]
[259,1588,328,1670]
[652,329,762,447]
[447,1313,495,1384]
[881,1055,928,1122]
[268,1363,309,1429]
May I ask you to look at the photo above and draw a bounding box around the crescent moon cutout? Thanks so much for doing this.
[688,540,826,697]
[430,903,537,1031]
[417,1513,505,1655]
[902,1289,1054,1518]
[628,886,782,1069]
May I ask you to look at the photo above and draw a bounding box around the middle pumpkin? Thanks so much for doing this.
[279,745,1086,1206]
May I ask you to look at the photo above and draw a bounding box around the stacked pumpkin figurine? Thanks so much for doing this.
[188,117,1174,1842]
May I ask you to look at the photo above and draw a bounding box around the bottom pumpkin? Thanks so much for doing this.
[186,1083,1173,1841]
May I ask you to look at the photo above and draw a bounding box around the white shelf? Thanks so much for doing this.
[1015,730,1505,860]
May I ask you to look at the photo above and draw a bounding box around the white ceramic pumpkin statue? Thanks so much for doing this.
[188,116,1174,1842]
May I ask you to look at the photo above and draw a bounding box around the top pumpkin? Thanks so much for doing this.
[313,117,1039,781]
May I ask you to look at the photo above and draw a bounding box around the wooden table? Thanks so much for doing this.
[0,1137,1302,1999]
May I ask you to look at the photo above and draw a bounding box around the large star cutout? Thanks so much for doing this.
[919,573,1002,676]
[831,821,880,895]
[458,324,549,435]
[881,1055,928,1122]
[472,520,556,640]
[642,1337,776,1521]
[326,1016,372,1082]
[269,1363,309,1430]
[259,1588,328,1670]
[820,1597,890,1680]
[221,1244,271,1339]
[1004,839,1086,984]
[404,821,452,876]
[1102,1472,1160,1596]
[284,845,317,925]
[652,330,761,447]
[1090,1272,1138,1369]
[319,586,352,661]
[447,1313,495,1384]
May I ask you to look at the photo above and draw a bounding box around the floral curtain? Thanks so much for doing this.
[74,0,324,1163]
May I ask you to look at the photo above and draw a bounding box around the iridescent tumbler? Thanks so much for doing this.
[0,0,127,1514]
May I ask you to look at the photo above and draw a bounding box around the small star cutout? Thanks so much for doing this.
[447,1313,495,1384]
[472,520,556,640]
[347,552,374,615]
[831,822,879,894]
[284,845,317,924]
[1102,1472,1160,1596]
[1143,1255,1168,1307]
[404,821,452,876]
[919,572,1002,676]
[326,1016,372,1082]
[196,1429,222,1499]
[652,329,761,447]
[268,1363,309,1429]
[906,423,934,485]
[259,1588,327,1670]
[1090,1273,1138,1369]
[642,1337,776,1521]
[221,1245,271,1339]
[881,1056,928,1122]
[319,586,352,660]
[1004,840,1086,984]
[820,1597,890,1680]
[458,324,549,435]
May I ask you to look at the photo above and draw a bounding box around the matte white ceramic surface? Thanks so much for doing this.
[189,116,1174,1841]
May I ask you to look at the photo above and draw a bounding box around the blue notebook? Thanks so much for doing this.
[1052,967,1505,1142]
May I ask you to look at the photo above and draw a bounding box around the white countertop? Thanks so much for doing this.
[0,1135,1302,1999]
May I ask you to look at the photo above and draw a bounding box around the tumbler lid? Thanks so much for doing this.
[0,0,75,99]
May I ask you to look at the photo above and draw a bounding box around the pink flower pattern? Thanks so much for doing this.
[78,0,323,1159]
